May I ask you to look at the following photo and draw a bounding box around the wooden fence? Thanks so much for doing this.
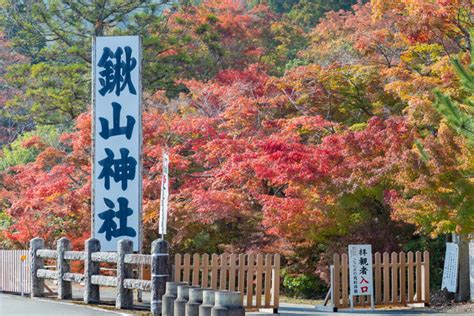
[331,251,430,308]
[173,253,280,311]
[0,250,30,295]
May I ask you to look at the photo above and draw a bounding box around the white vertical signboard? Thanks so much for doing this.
[348,244,374,309]
[159,151,169,235]
[92,36,141,251]
[441,242,459,292]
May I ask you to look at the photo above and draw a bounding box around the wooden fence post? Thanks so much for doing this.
[116,239,133,309]
[423,251,430,306]
[57,237,72,299]
[333,254,340,308]
[30,237,44,297]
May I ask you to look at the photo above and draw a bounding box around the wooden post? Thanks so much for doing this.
[174,254,181,282]
[238,254,245,303]
[220,254,227,290]
[211,254,219,289]
[423,251,430,306]
[273,254,280,312]
[117,239,133,309]
[264,254,272,307]
[246,254,254,308]
[30,237,44,297]
[57,237,72,299]
[374,252,382,304]
[399,252,406,305]
[192,254,200,286]
[391,252,398,304]
[341,253,348,307]
[333,254,340,308]
[255,254,263,309]
[415,251,422,303]
[183,254,191,283]
[202,254,209,288]
[407,252,414,303]
[383,252,390,304]
[84,238,100,303]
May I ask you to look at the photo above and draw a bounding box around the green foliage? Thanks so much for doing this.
[433,29,474,142]
[0,125,62,170]
[282,270,328,299]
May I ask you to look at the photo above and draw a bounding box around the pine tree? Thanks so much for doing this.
[433,30,474,141]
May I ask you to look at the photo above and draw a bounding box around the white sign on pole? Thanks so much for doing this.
[92,36,141,251]
[442,242,459,292]
[159,151,169,235]
[349,244,374,296]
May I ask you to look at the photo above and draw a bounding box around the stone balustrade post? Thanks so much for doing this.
[57,237,72,299]
[185,288,205,316]
[30,237,44,297]
[151,239,169,315]
[116,239,134,309]
[174,285,197,316]
[162,282,187,316]
[211,291,245,316]
[84,238,100,303]
[199,289,216,316]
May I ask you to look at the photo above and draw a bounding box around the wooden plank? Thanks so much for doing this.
[341,253,348,307]
[374,252,382,304]
[220,254,227,290]
[383,252,390,304]
[391,252,398,304]
[255,254,264,308]
[415,251,422,303]
[333,254,341,308]
[423,251,430,306]
[183,253,191,283]
[238,254,245,303]
[202,254,209,288]
[399,252,406,305]
[174,254,181,282]
[192,254,200,286]
[229,254,236,291]
[407,252,414,303]
[264,254,272,307]
[273,254,280,309]
[211,254,219,289]
[246,254,255,308]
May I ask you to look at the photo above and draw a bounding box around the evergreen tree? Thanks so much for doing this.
[434,30,474,141]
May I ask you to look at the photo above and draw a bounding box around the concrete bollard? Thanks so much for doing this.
[162,282,188,316]
[185,288,205,316]
[211,291,245,316]
[199,289,216,316]
[151,239,170,316]
[174,285,198,316]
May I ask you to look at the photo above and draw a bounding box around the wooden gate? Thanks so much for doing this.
[0,249,30,295]
[330,251,430,308]
[174,253,280,311]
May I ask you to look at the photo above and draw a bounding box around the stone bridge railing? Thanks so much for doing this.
[30,237,168,315]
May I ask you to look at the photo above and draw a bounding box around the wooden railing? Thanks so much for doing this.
[173,253,280,311]
[331,251,430,308]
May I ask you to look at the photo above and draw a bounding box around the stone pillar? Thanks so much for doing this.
[117,239,134,309]
[186,288,205,316]
[151,239,169,315]
[174,285,196,316]
[30,237,44,297]
[57,237,72,299]
[211,291,245,316]
[454,233,470,301]
[199,289,216,316]
[162,282,187,316]
[84,238,100,303]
